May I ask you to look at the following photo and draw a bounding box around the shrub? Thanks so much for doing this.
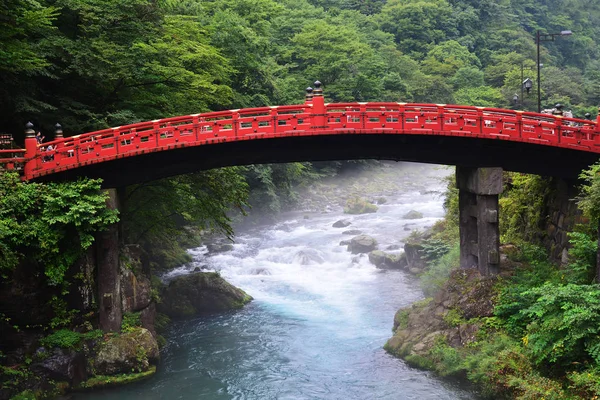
[121,312,142,333]
[420,244,460,296]
[41,329,82,349]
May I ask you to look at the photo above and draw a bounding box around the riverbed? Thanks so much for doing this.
[77,162,475,400]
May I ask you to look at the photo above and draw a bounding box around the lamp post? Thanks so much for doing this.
[536,29,572,113]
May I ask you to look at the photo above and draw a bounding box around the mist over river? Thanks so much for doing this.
[75,162,475,400]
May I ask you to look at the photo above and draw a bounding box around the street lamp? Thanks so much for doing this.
[536,30,572,112]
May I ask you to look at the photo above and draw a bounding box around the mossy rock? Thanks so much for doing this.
[91,328,159,376]
[344,197,378,215]
[159,272,252,319]
[403,210,423,219]
[348,235,378,254]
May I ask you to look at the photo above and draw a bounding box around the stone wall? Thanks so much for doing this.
[543,178,582,264]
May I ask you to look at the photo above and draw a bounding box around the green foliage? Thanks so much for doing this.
[41,329,82,349]
[49,296,78,329]
[121,312,142,333]
[517,283,600,367]
[0,173,119,285]
[565,231,597,284]
[499,173,552,245]
[420,244,460,296]
[122,169,248,270]
[40,328,103,349]
[443,308,465,327]
[578,161,600,221]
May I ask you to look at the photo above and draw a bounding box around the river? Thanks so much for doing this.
[77,162,475,400]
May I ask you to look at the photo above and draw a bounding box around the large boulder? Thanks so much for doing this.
[368,251,408,270]
[31,348,87,386]
[91,327,159,376]
[159,272,252,319]
[348,235,378,254]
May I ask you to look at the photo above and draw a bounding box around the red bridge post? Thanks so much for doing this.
[311,81,326,129]
[23,122,37,179]
[596,106,600,134]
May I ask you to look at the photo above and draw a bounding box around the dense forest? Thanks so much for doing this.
[4,0,600,399]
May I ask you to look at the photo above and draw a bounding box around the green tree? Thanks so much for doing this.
[122,169,249,270]
[377,0,457,57]
[0,173,118,285]
[578,162,600,282]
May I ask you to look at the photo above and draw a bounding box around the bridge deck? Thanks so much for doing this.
[3,102,599,185]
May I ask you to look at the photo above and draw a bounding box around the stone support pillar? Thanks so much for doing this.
[97,189,122,332]
[456,167,503,276]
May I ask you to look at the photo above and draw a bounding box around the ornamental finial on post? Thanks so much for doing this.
[25,121,35,138]
[54,123,63,139]
[553,104,564,116]
[313,80,323,97]
[305,87,313,103]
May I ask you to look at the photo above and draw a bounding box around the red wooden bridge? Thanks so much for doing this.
[2,84,600,186]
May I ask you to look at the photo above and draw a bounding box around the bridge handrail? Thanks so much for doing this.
[14,102,600,180]
[0,149,26,172]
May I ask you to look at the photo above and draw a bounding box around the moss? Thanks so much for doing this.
[77,366,156,390]
[10,390,36,400]
[154,312,170,332]
[394,310,409,330]
[443,309,465,328]
[404,354,435,370]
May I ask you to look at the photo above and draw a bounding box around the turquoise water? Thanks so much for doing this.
[76,164,475,400]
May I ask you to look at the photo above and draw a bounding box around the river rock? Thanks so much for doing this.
[368,251,408,270]
[332,219,352,228]
[293,249,324,265]
[159,272,252,319]
[206,242,234,254]
[403,210,423,219]
[342,229,362,235]
[348,235,378,254]
[91,327,159,376]
[368,250,387,267]
[339,240,351,246]
[31,348,87,386]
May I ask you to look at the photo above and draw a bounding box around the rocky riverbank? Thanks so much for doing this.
[0,243,252,400]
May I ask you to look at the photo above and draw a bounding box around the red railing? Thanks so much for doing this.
[0,149,26,172]
[4,101,599,181]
